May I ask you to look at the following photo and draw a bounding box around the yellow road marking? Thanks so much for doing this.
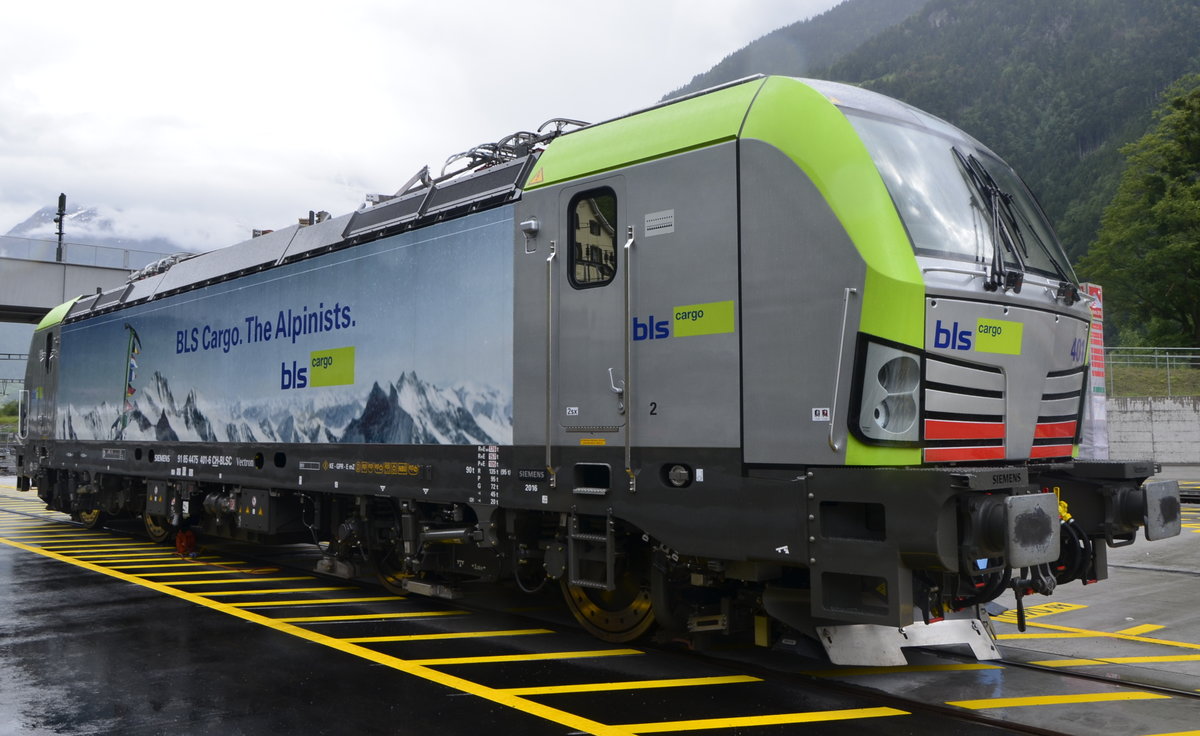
[1001,620,1200,651]
[35,544,157,552]
[1117,624,1166,636]
[997,633,1099,640]
[1032,655,1200,667]
[107,559,227,568]
[168,577,316,586]
[343,629,552,643]
[74,552,183,561]
[199,586,356,597]
[127,568,260,576]
[991,601,1086,624]
[0,535,641,736]
[616,707,907,732]
[1141,730,1200,736]
[803,663,1002,677]
[273,610,466,623]
[1028,658,1108,667]
[228,596,405,608]
[948,692,1169,709]
[0,531,105,538]
[500,675,762,696]
[408,649,642,666]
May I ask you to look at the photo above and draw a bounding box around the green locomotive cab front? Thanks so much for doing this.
[773,78,1182,641]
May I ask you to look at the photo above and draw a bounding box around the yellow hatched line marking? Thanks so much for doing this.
[0,530,104,537]
[408,649,643,666]
[106,558,228,568]
[1003,620,1200,651]
[1032,654,1200,667]
[2,536,110,543]
[616,707,907,732]
[991,602,1086,624]
[996,633,1098,640]
[36,544,157,552]
[499,675,761,696]
[168,577,315,586]
[73,552,182,560]
[1029,658,1107,667]
[273,610,463,623]
[130,568,267,576]
[803,663,1001,677]
[198,586,356,597]
[343,629,552,643]
[0,535,638,736]
[1117,624,1166,636]
[229,596,405,608]
[948,692,1169,709]
[2,538,116,546]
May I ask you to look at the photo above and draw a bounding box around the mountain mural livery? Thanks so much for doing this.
[64,370,511,446]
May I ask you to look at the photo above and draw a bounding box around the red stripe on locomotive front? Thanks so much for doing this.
[1034,421,1078,439]
[1027,444,1075,456]
[924,419,1006,440]
[924,446,1006,463]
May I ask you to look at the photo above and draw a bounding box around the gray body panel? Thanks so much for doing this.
[514,143,742,453]
[922,270,1090,460]
[739,139,866,465]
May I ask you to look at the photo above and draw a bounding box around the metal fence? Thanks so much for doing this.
[0,234,163,270]
[1104,347,1200,397]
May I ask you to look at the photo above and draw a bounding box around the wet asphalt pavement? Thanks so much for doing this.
[5,475,1200,736]
[0,545,566,736]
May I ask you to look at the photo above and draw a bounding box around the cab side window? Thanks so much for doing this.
[568,188,617,288]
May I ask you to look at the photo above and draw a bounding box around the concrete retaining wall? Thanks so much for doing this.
[1107,396,1200,463]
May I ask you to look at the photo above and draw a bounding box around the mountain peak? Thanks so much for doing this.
[4,203,184,255]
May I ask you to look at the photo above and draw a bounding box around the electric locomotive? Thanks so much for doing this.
[15,76,1181,665]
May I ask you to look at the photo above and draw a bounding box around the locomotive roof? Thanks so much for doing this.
[47,75,926,330]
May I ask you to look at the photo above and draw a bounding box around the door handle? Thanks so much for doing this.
[608,367,626,415]
[607,367,625,395]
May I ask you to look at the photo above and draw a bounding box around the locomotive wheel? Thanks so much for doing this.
[143,513,172,543]
[562,572,655,643]
[374,552,410,596]
[73,508,105,529]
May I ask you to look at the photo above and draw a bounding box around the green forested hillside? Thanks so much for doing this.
[824,0,1200,260]
[664,0,928,99]
[673,0,1200,265]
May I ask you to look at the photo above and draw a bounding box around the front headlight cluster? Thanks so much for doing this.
[856,340,921,443]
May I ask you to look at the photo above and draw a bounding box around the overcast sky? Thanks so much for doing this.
[0,0,845,385]
[0,0,843,252]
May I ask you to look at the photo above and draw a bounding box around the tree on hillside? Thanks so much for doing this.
[1078,74,1200,346]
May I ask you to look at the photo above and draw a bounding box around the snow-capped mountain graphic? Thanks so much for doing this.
[63,369,511,446]
[341,372,509,445]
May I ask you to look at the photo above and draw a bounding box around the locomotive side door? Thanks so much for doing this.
[555,177,628,440]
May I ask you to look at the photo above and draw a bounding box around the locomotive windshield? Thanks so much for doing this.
[845,110,1077,284]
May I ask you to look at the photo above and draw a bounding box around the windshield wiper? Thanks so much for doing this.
[953,147,1025,293]
[997,188,1082,305]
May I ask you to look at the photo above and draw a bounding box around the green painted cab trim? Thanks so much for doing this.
[36,297,80,331]
[524,79,766,189]
[740,77,924,466]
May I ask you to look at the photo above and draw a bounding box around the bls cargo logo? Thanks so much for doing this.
[933,319,1023,355]
[281,346,356,389]
[633,300,736,341]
